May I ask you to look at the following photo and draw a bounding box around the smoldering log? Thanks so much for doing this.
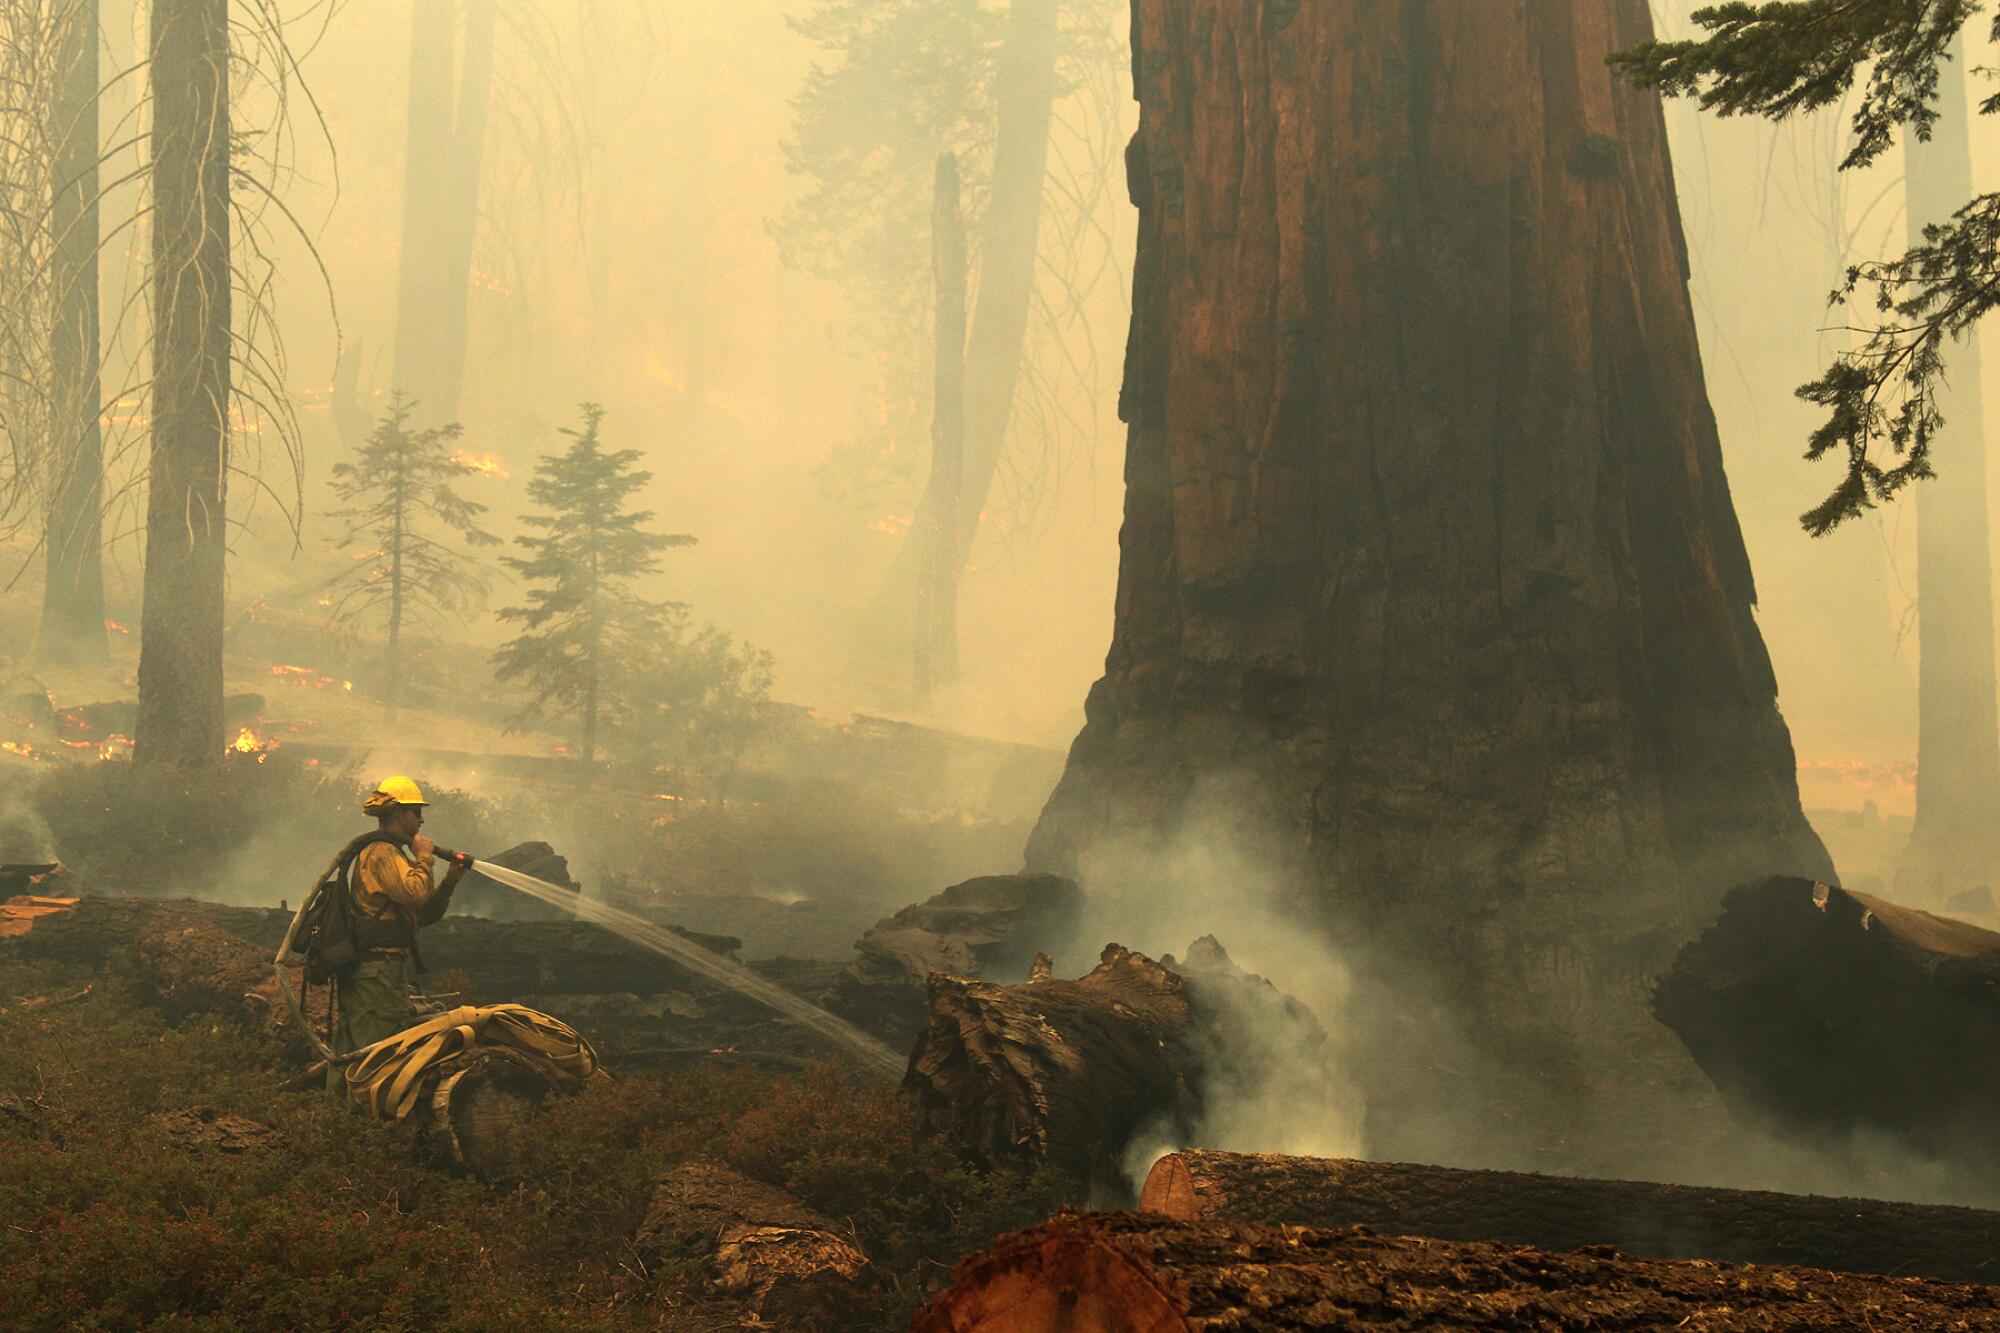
[1140,1149,2000,1286]
[636,1161,870,1329]
[905,939,1325,1185]
[1655,876,2000,1154]
[826,872,1083,1043]
[912,1212,2000,1332]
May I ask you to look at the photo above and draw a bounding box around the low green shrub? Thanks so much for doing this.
[0,951,1072,1330]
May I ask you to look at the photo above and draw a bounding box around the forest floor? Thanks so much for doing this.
[0,942,1071,1331]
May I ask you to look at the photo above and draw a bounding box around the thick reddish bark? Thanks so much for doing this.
[1029,1,1828,1052]
[1141,1149,2000,1285]
[914,1212,2000,1332]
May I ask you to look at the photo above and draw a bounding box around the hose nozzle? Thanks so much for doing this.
[434,846,474,868]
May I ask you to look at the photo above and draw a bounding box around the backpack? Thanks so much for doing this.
[298,830,405,982]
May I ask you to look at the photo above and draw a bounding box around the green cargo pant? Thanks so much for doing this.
[326,955,415,1095]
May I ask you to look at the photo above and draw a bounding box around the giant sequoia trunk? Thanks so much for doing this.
[38,0,107,666]
[1901,35,2000,905]
[135,0,229,768]
[1028,2,1830,1056]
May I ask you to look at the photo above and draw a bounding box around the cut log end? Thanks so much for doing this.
[1136,1153,1195,1221]
[428,1050,554,1179]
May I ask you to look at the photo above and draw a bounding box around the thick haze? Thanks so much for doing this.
[48,1,2000,823]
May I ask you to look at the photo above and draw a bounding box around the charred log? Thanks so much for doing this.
[1141,1149,2000,1286]
[1656,876,2000,1162]
[636,1161,870,1329]
[905,940,1323,1187]
[826,872,1082,1043]
[451,841,583,922]
[913,1211,2000,1332]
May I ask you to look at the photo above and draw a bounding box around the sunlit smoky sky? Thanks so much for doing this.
[50,1,2000,819]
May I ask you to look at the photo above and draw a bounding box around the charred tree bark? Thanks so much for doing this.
[635,1161,872,1328]
[916,152,968,702]
[904,939,1324,1186]
[1654,875,2000,1168]
[1029,1,1829,1060]
[914,1212,2000,1332]
[135,0,229,769]
[38,0,107,666]
[1901,33,2000,905]
[907,945,1198,1185]
[1141,1149,2000,1286]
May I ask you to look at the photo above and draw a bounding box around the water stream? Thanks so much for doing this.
[466,859,906,1079]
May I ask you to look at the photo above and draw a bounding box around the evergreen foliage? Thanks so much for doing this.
[325,395,499,715]
[622,610,778,801]
[1614,2,2000,533]
[492,402,693,765]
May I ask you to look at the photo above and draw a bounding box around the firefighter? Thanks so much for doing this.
[328,775,468,1085]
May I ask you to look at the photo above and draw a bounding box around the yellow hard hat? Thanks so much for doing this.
[362,775,428,813]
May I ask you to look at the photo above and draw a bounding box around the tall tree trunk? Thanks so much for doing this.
[916,152,968,702]
[952,0,1058,550]
[582,551,600,769]
[38,0,107,665]
[136,0,230,769]
[390,0,456,422]
[1899,35,2000,904]
[1028,0,1829,1099]
[869,0,1060,646]
[433,0,493,422]
[387,459,406,723]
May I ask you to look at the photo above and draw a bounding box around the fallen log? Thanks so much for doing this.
[450,840,582,922]
[905,940,1324,1188]
[912,1211,2000,1332]
[1140,1149,2000,1286]
[635,1161,870,1329]
[1655,876,2000,1157]
[826,873,1083,1043]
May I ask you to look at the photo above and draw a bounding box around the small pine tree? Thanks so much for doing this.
[493,402,694,767]
[325,395,500,718]
[622,609,778,802]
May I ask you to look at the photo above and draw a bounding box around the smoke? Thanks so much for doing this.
[0,784,56,864]
[1057,780,2000,1212]
[1058,784,1365,1191]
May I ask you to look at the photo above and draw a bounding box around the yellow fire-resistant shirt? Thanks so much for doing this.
[351,841,446,952]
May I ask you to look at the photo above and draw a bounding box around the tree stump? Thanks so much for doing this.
[635,1161,871,1329]
[913,1212,2000,1332]
[1141,1149,2000,1286]
[1656,876,2000,1165]
[426,1048,558,1179]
